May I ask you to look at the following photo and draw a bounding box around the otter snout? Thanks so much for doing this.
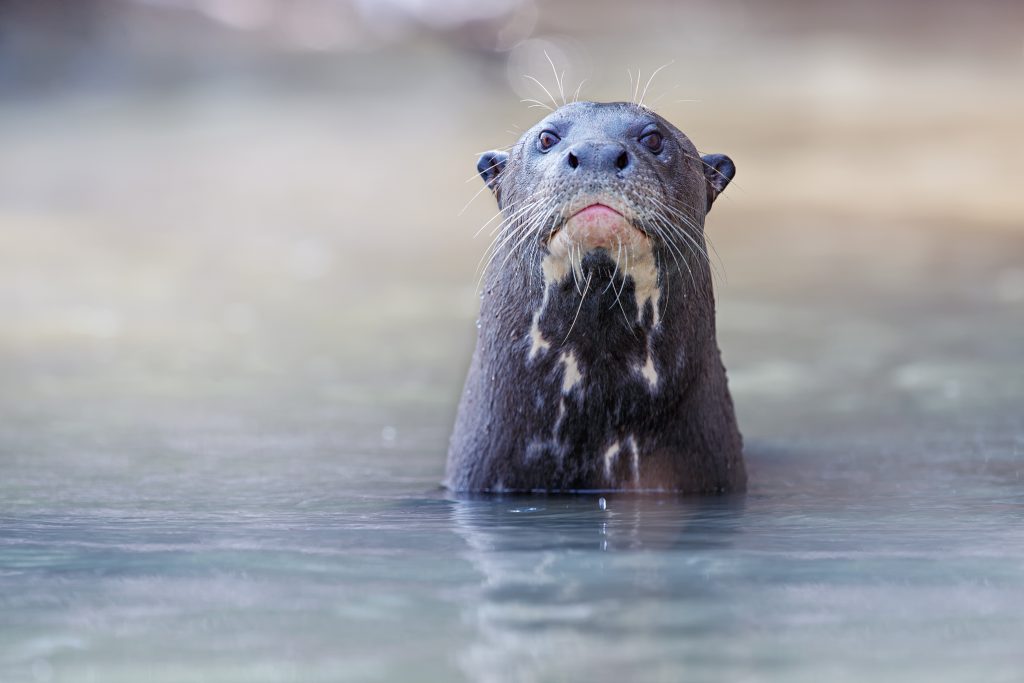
[563,140,632,176]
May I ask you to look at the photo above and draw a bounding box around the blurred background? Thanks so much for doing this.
[1,0,1021,441]
[2,1,1024,681]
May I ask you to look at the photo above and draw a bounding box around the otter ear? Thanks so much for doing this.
[477,150,508,193]
[701,153,735,210]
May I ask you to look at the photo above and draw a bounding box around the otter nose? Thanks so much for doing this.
[565,141,631,175]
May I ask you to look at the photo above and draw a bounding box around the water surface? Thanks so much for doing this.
[2,76,1023,681]
[2,369,1022,682]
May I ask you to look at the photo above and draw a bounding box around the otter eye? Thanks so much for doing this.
[640,131,663,154]
[538,130,560,152]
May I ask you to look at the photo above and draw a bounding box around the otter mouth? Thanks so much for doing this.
[547,196,648,254]
[569,203,624,221]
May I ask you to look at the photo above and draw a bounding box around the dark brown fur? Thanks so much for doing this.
[446,102,745,493]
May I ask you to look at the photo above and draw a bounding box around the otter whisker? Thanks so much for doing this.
[562,269,592,345]
[648,197,717,274]
[542,50,567,106]
[648,197,723,285]
[643,211,690,285]
[575,242,586,292]
[476,198,554,285]
[488,199,552,238]
[655,214,704,290]
[655,246,670,314]
[702,232,728,284]
[647,210,698,293]
[473,196,544,238]
[612,246,637,337]
[460,177,501,216]
[646,84,679,110]
[523,75,559,111]
[521,98,554,112]
[577,242,585,289]
[490,198,560,279]
[662,200,722,279]
[572,79,587,103]
[567,242,577,293]
[487,199,551,261]
[570,241,583,295]
[477,228,525,289]
[638,60,674,109]
[483,194,549,231]
[491,205,546,288]
[602,236,623,295]
[527,236,542,293]
[486,196,550,237]
[470,144,514,159]
[608,243,627,309]
[648,217,686,282]
[673,222,717,288]
[473,206,508,238]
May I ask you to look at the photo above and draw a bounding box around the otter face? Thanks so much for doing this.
[476,102,735,265]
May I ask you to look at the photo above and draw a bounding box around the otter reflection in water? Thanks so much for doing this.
[448,494,746,680]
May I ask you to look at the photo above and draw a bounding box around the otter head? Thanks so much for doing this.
[477,102,735,299]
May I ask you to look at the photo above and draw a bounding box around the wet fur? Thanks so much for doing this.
[446,102,745,493]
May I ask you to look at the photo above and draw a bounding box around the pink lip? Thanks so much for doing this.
[570,203,623,220]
